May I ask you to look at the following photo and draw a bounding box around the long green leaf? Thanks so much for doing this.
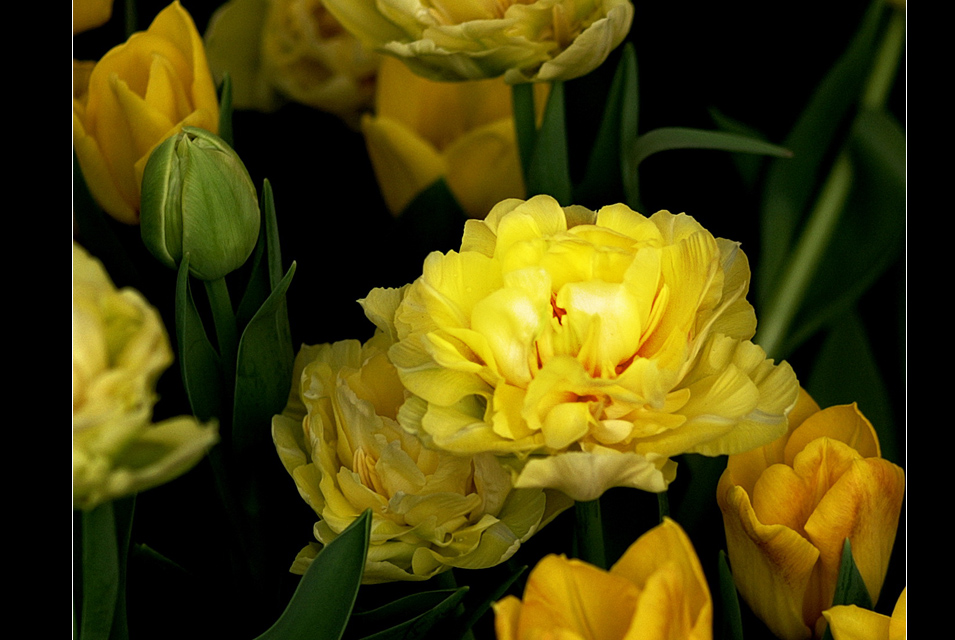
[757,0,885,306]
[237,179,283,329]
[175,255,223,423]
[454,563,528,637]
[527,81,572,205]
[218,72,234,147]
[630,127,791,168]
[255,510,372,640]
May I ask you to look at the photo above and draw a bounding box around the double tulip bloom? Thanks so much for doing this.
[321,0,635,82]
[73,2,219,223]
[717,390,905,640]
[272,325,571,583]
[72,244,217,510]
[494,518,712,640]
[363,195,798,501]
[363,57,545,218]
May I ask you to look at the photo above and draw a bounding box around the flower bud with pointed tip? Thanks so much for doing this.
[141,127,261,281]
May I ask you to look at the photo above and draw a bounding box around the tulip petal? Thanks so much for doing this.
[514,449,675,501]
[822,605,891,640]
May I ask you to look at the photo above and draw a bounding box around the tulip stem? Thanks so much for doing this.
[657,491,670,522]
[574,499,607,569]
[204,277,238,387]
[512,83,537,182]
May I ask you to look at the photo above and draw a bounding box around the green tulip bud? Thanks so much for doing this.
[141,127,260,281]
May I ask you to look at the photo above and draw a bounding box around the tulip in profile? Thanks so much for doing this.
[717,390,905,640]
[364,195,798,501]
[823,588,906,640]
[73,1,219,223]
[73,243,217,510]
[494,518,712,640]
[322,0,634,83]
[272,317,571,583]
[363,57,545,218]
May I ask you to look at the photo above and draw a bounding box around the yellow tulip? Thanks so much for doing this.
[822,588,906,640]
[363,195,798,501]
[73,0,113,34]
[73,243,217,510]
[205,0,380,123]
[272,325,572,583]
[717,390,905,640]
[363,56,545,218]
[322,0,634,83]
[73,1,219,224]
[494,517,712,640]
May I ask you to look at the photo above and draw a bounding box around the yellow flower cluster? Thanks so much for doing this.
[718,390,905,640]
[494,518,712,640]
[363,195,798,501]
[73,243,217,510]
[321,0,635,83]
[273,327,571,582]
[73,2,219,224]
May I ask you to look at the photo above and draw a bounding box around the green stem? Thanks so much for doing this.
[657,491,670,523]
[80,503,119,640]
[862,9,906,110]
[574,499,607,569]
[512,83,537,182]
[204,277,238,388]
[756,152,853,358]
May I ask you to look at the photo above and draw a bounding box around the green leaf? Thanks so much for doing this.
[527,81,572,205]
[218,72,234,148]
[80,503,119,640]
[349,588,469,640]
[806,311,899,464]
[718,551,744,640]
[708,108,770,190]
[232,261,296,458]
[255,510,372,640]
[778,109,904,357]
[820,539,873,640]
[757,0,885,306]
[630,127,791,169]
[454,563,528,636]
[577,43,637,205]
[175,255,224,423]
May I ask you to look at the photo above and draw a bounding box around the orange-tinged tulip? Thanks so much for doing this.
[494,518,712,640]
[822,588,906,640]
[73,2,219,224]
[362,56,545,219]
[717,390,905,640]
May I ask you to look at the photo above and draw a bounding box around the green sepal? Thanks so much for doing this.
[254,510,372,640]
[756,0,885,306]
[577,43,637,206]
[630,127,791,169]
[527,81,573,205]
[820,539,873,640]
[718,551,744,640]
[218,72,234,148]
[232,260,296,458]
[347,588,469,640]
[175,254,224,423]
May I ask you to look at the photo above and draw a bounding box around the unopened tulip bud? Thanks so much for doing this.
[141,127,260,281]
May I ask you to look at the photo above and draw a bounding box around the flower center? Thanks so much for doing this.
[425,0,535,25]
